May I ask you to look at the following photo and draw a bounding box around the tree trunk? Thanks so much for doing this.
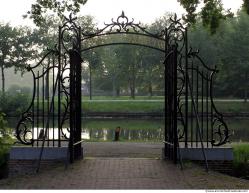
[244,89,247,103]
[1,65,5,93]
[148,82,153,97]
[116,88,120,97]
[45,72,49,100]
[89,66,92,100]
[112,77,116,97]
[130,81,135,99]
[244,71,248,103]
[131,64,135,99]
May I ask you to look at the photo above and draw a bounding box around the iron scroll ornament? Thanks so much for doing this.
[81,11,166,40]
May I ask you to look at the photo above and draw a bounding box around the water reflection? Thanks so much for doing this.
[6,118,249,142]
[81,127,164,141]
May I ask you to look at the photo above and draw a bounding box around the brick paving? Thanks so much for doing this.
[0,158,248,189]
[84,142,162,158]
[0,142,248,189]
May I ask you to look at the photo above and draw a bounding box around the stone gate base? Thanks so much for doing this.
[8,147,71,177]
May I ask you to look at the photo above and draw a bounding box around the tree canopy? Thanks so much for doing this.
[178,0,234,33]
[24,0,88,26]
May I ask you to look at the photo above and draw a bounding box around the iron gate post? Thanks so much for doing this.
[173,45,178,164]
[69,49,83,163]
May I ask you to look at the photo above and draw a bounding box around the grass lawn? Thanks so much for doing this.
[232,143,249,179]
[82,100,163,112]
[31,97,249,114]
[232,143,249,164]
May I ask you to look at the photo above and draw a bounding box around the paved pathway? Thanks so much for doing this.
[84,142,162,158]
[0,158,248,189]
[0,142,248,189]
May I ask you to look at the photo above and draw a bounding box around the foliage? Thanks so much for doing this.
[7,85,31,95]
[232,143,249,179]
[0,23,35,93]
[0,92,30,116]
[83,100,164,113]
[0,113,14,167]
[177,0,200,24]
[2,6,249,101]
[178,0,234,33]
[242,0,249,15]
[24,0,88,26]
[201,0,232,34]
[215,11,249,98]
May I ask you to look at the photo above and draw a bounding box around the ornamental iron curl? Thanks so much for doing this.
[81,11,165,40]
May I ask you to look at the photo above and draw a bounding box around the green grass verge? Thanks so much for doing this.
[232,143,249,179]
[32,98,249,114]
[213,102,249,113]
[83,119,163,129]
[82,96,164,100]
[82,101,163,113]
[233,143,249,165]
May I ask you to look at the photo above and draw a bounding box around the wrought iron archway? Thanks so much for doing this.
[15,12,230,164]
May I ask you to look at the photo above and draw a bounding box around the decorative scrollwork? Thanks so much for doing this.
[176,52,186,140]
[61,14,81,52]
[104,11,143,33]
[81,11,164,40]
[210,71,230,146]
[211,116,230,146]
[16,113,33,145]
[166,14,186,51]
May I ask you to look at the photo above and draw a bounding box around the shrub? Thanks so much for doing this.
[7,84,31,95]
[0,92,30,116]
[0,113,14,167]
[232,143,249,179]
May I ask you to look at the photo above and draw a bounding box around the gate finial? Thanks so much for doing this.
[121,11,125,18]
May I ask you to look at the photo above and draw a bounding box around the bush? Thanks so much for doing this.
[232,143,249,179]
[0,92,30,116]
[7,84,31,95]
[0,113,14,167]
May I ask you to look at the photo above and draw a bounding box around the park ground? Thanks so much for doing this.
[0,142,248,189]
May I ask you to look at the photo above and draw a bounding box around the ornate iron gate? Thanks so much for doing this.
[15,12,229,164]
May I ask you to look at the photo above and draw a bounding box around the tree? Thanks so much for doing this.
[201,0,233,34]
[0,24,34,93]
[242,0,249,15]
[178,0,234,33]
[115,43,142,99]
[188,21,219,65]
[177,0,199,24]
[24,0,88,26]
[99,47,121,97]
[213,11,249,100]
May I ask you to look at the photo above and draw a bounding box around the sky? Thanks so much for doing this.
[0,0,244,27]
